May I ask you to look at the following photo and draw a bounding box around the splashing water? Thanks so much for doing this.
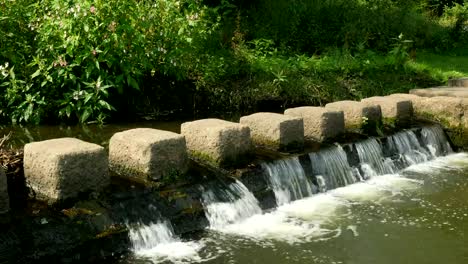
[128,220,204,263]
[202,180,262,229]
[262,157,315,205]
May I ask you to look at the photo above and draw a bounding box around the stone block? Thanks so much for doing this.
[361,96,412,124]
[181,118,252,167]
[0,167,8,214]
[284,106,344,142]
[325,101,382,130]
[109,128,188,181]
[410,87,468,98]
[24,138,109,202]
[415,96,463,127]
[239,112,304,151]
[390,94,462,127]
[448,77,468,87]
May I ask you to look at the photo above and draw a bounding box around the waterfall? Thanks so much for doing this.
[127,220,203,262]
[355,138,395,177]
[201,180,262,229]
[129,221,177,252]
[386,129,431,166]
[262,157,315,205]
[420,126,453,157]
[309,145,359,190]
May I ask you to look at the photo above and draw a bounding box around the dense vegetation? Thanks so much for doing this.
[0,0,467,124]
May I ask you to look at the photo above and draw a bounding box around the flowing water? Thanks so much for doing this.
[120,126,468,264]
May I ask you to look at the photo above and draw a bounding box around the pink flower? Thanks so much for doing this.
[92,50,97,56]
[90,6,96,14]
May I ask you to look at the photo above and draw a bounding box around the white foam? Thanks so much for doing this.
[129,221,205,263]
[405,153,468,173]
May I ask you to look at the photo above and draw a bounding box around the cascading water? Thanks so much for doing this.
[201,180,262,229]
[385,129,431,166]
[129,220,178,252]
[261,157,315,205]
[309,145,359,190]
[420,126,453,157]
[125,125,459,263]
[355,138,395,177]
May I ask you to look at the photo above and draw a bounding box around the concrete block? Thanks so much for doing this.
[181,119,251,167]
[240,112,303,151]
[361,96,412,124]
[325,100,381,130]
[448,77,468,87]
[410,87,468,98]
[109,128,188,181]
[284,106,344,142]
[24,138,109,202]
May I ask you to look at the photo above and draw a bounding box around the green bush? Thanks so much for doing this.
[0,0,215,124]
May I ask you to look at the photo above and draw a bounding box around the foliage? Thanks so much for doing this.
[0,0,214,124]
[0,0,467,124]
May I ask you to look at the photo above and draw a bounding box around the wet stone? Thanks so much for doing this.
[284,106,345,142]
[181,118,252,167]
[361,96,412,125]
[24,138,109,203]
[325,100,382,131]
[240,112,304,151]
[0,167,9,214]
[109,128,188,182]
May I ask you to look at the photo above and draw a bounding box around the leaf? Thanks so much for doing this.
[178,27,185,35]
[80,109,91,123]
[127,76,139,90]
[31,69,41,79]
[98,100,114,111]
[95,60,100,70]
[84,93,93,104]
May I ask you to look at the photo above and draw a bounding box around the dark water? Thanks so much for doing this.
[124,153,468,264]
[0,121,182,148]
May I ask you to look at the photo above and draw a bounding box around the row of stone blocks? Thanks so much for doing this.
[6,96,414,205]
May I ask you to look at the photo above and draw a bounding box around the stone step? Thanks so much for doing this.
[448,77,468,87]
[284,106,344,142]
[240,112,304,151]
[181,118,252,167]
[109,128,188,182]
[361,96,412,125]
[410,86,468,98]
[325,100,382,131]
[23,138,109,203]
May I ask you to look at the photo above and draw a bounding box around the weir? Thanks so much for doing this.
[169,125,455,244]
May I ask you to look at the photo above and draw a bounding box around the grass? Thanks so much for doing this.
[410,48,468,82]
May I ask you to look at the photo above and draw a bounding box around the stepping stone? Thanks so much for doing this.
[361,96,412,125]
[240,112,304,151]
[410,86,468,98]
[448,77,468,87]
[284,106,344,142]
[325,101,382,131]
[24,138,109,203]
[416,96,464,127]
[0,167,8,214]
[181,118,251,167]
[389,94,463,127]
[109,128,188,181]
